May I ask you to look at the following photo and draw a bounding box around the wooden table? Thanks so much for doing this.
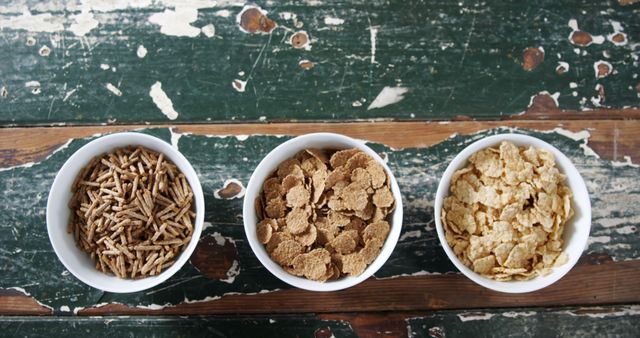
[1,0,639,336]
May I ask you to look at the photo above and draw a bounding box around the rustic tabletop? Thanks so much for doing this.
[1,0,639,337]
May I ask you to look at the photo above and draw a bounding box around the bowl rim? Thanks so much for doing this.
[242,132,403,291]
[434,133,592,293]
[46,132,205,293]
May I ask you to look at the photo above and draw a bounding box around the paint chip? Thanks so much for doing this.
[299,59,314,70]
[324,16,345,25]
[556,61,569,75]
[26,37,36,46]
[232,79,247,92]
[149,8,201,37]
[237,6,276,34]
[25,81,41,94]
[69,10,99,36]
[100,64,110,70]
[1,86,8,98]
[522,47,544,71]
[105,83,122,96]
[137,45,148,58]
[527,91,560,111]
[201,24,216,37]
[367,86,409,110]
[149,81,178,120]
[568,19,604,46]
[0,10,64,33]
[214,179,246,199]
[594,60,612,78]
[289,31,310,50]
[39,45,51,57]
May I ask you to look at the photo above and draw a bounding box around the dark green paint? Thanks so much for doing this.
[0,0,638,125]
[0,128,638,310]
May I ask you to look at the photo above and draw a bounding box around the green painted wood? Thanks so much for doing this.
[0,128,638,311]
[0,1,638,125]
[0,315,356,337]
[407,305,640,338]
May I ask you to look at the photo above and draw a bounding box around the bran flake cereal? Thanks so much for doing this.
[68,146,195,279]
[257,148,395,281]
[441,141,574,281]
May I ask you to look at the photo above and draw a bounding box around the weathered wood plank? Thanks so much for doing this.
[0,1,638,125]
[0,126,638,313]
[407,305,640,338]
[0,315,357,338]
[1,120,639,164]
[0,305,638,338]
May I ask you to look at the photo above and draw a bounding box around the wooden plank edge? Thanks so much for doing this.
[69,259,640,316]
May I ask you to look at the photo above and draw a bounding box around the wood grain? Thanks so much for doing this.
[62,260,640,315]
[1,120,639,168]
[5,259,636,316]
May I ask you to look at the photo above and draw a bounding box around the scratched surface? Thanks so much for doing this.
[407,306,640,338]
[0,0,639,125]
[0,128,638,311]
[0,315,356,337]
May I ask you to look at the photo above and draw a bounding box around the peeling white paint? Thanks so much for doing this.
[201,23,215,37]
[590,84,605,107]
[69,10,99,36]
[527,91,560,109]
[38,45,51,56]
[288,30,311,51]
[149,7,200,37]
[555,61,570,74]
[169,127,184,150]
[457,312,495,322]
[214,9,231,17]
[588,235,611,245]
[100,63,110,70]
[105,83,122,96]
[369,25,379,64]
[25,80,41,94]
[607,21,627,46]
[594,60,612,78]
[502,311,537,318]
[324,16,344,25]
[232,79,246,92]
[221,259,240,284]
[63,87,78,101]
[136,44,148,58]
[569,82,578,88]
[149,81,178,120]
[0,10,64,32]
[212,232,227,246]
[368,86,409,110]
[60,305,71,312]
[568,19,579,31]
[399,230,422,241]
[564,305,640,318]
[611,156,639,168]
[213,178,246,199]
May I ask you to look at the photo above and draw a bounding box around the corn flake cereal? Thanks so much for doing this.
[257,148,395,281]
[442,141,574,281]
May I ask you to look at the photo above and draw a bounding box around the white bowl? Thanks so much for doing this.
[434,133,591,293]
[243,133,403,291]
[47,132,205,293]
